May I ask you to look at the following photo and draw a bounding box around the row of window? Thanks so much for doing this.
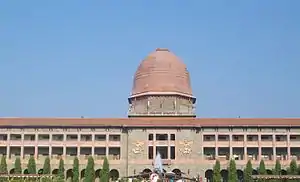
[0,134,121,141]
[204,134,300,142]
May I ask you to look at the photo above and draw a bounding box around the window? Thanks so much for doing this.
[170,146,175,159]
[148,146,153,159]
[170,134,175,141]
[148,134,153,141]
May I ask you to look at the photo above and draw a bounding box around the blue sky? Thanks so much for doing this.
[0,1,299,118]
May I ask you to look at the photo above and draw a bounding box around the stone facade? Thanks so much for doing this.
[1,125,300,180]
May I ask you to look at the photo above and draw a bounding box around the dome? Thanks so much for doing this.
[131,48,193,98]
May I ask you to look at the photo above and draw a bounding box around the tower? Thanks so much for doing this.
[128,48,196,117]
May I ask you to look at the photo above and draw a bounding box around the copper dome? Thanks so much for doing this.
[131,48,193,98]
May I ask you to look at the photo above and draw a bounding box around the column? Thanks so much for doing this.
[229,134,232,159]
[35,134,38,159]
[258,134,261,161]
[215,134,218,159]
[272,134,276,161]
[63,134,67,158]
[168,133,171,160]
[92,134,95,156]
[244,134,247,161]
[6,132,10,158]
[49,134,52,157]
[287,132,291,160]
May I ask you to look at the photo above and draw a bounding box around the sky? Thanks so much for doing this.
[0,0,299,118]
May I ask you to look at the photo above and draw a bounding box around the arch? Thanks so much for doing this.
[281,169,287,175]
[38,169,43,174]
[266,169,272,175]
[252,169,258,175]
[172,169,182,176]
[9,168,15,174]
[109,169,119,181]
[81,169,85,179]
[95,169,101,178]
[24,169,29,174]
[52,169,59,174]
[142,168,152,173]
[67,169,73,179]
[205,169,213,182]
[237,169,243,181]
[220,169,228,182]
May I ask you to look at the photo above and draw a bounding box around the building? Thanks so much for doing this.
[0,48,300,181]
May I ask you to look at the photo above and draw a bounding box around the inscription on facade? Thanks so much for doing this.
[132,141,144,154]
[179,139,193,154]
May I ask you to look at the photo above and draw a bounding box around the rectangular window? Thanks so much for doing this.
[170,146,175,159]
[148,146,153,159]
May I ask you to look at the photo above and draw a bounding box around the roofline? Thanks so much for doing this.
[129,92,196,99]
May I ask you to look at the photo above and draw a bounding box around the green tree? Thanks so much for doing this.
[258,160,266,182]
[0,155,7,174]
[27,156,36,174]
[273,159,281,175]
[73,157,80,182]
[288,159,297,175]
[57,158,65,182]
[273,159,281,182]
[14,157,22,174]
[243,160,253,182]
[228,159,237,182]
[42,157,51,174]
[41,157,51,182]
[0,155,8,182]
[100,157,110,182]
[84,156,95,182]
[213,160,221,182]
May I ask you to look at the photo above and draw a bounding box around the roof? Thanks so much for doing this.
[131,48,193,98]
[0,117,299,127]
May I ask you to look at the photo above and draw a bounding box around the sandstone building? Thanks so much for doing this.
[0,48,299,181]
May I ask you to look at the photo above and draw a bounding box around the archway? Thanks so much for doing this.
[95,169,101,178]
[110,169,119,181]
[266,169,272,175]
[221,169,228,182]
[81,169,86,179]
[172,169,182,176]
[38,169,43,174]
[237,169,243,182]
[142,168,152,173]
[281,169,287,175]
[252,169,258,175]
[9,168,15,174]
[23,169,29,174]
[52,169,59,174]
[66,169,73,179]
[205,169,213,182]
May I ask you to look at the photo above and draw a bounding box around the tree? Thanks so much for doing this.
[258,160,266,182]
[0,155,8,182]
[14,157,22,174]
[288,159,297,175]
[273,159,281,182]
[27,156,36,174]
[0,155,8,174]
[273,159,281,175]
[228,159,237,182]
[42,157,51,174]
[84,156,95,182]
[213,160,221,182]
[100,157,110,182]
[57,158,65,182]
[244,160,253,182]
[73,157,79,182]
